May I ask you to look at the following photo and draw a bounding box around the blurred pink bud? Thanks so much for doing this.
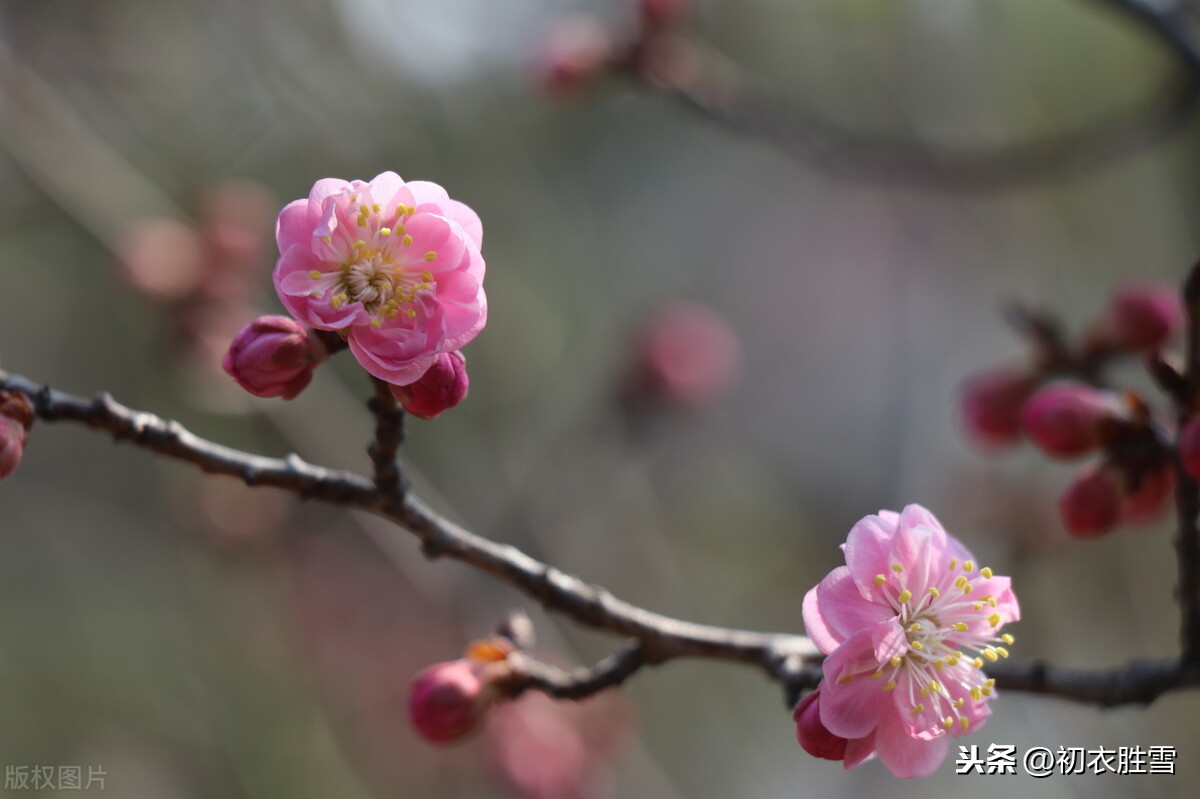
[115,218,205,302]
[537,17,614,98]
[410,660,497,745]
[390,351,469,420]
[1121,466,1174,525]
[638,0,689,32]
[1181,416,1200,482]
[635,301,740,409]
[222,315,326,400]
[960,367,1037,448]
[0,391,33,481]
[1105,280,1182,351]
[1020,382,1121,459]
[793,689,848,762]
[1059,465,1124,537]
[199,180,276,270]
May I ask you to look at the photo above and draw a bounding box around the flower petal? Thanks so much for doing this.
[874,707,950,779]
[844,513,897,599]
[820,630,886,739]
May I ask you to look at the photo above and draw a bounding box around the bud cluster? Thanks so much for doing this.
[960,281,1181,537]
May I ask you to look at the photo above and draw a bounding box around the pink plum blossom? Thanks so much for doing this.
[801,505,1019,778]
[391,350,469,420]
[273,172,485,386]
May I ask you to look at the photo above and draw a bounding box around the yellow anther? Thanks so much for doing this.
[996,647,1009,659]
[322,235,332,244]
[406,308,418,319]
[920,684,931,697]
[945,656,959,666]
[909,623,921,632]
[890,657,902,668]
[331,293,347,309]
[963,560,975,573]
[874,574,887,587]
[353,240,365,249]
[973,657,984,669]
[424,251,438,261]
[988,614,1001,627]
[953,697,965,709]
[949,558,957,571]
[981,687,992,696]
[911,703,925,715]
[308,291,318,299]
[1001,633,1015,645]
[310,270,322,279]
[372,203,382,213]
[898,589,912,604]
[911,641,923,651]
[942,716,954,730]
[883,680,896,692]
[970,687,982,701]
[954,576,968,589]
[420,270,434,282]
[380,227,392,236]
[395,224,406,236]
[929,587,940,598]
[952,622,968,632]
[983,679,995,688]
[928,681,941,694]
[962,584,973,594]
[985,595,997,607]
[370,318,382,329]
[892,564,903,573]
[870,671,883,681]
[960,717,970,732]
[359,204,370,216]
[972,602,985,611]
[357,216,368,227]
[983,648,999,662]
[837,673,855,684]
[934,660,944,672]
[402,235,414,246]
[980,567,993,579]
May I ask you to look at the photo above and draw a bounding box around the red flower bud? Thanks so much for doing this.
[1105,280,1181,352]
[960,367,1037,448]
[222,315,326,400]
[633,301,740,409]
[536,17,614,98]
[793,689,848,762]
[390,351,469,420]
[410,660,498,745]
[0,391,33,481]
[1020,382,1121,459]
[1059,465,1124,538]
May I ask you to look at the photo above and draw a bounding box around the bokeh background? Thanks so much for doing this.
[2,0,1199,797]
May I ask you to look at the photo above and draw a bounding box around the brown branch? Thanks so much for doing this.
[367,376,405,496]
[613,0,1200,191]
[7,367,1200,708]
[1177,260,1200,665]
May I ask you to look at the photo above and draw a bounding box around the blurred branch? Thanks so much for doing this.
[613,0,1200,191]
[6,367,1200,708]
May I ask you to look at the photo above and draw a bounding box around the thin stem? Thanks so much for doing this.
[367,377,406,496]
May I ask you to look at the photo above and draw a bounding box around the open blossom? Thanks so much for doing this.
[274,172,485,386]
[801,505,1019,778]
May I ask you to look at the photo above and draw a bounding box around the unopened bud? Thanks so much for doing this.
[633,301,740,409]
[1105,280,1182,352]
[1020,382,1121,459]
[222,315,326,400]
[390,351,469,420]
[1121,466,1174,525]
[1059,464,1124,538]
[960,367,1037,448]
[410,660,499,745]
[537,17,614,98]
[0,391,33,481]
[793,689,847,761]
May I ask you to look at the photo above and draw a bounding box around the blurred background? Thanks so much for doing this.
[1,0,1199,797]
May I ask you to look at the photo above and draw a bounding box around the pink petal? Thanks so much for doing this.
[367,171,406,206]
[308,178,352,210]
[447,199,483,247]
[815,567,893,642]
[843,733,878,770]
[844,514,897,599]
[870,618,909,663]
[406,180,451,210]
[820,630,886,739]
[802,586,842,655]
[275,199,313,254]
[874,709,950,779]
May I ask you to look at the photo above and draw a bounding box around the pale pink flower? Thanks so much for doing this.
[274,173,486,386]
[802,505,1019,778]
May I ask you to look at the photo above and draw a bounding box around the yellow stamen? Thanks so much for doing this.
[892,564,903,573]
[929,587,940,598]
[898,589,912,604]
[963,560,975,572]
[934,660,944,672]
[370,318,382,329]
[942,716,954,730]
[996,647,1009,659]
[911,641,923,651]
[1001,634,1015,645]
[985,595,997,607]
[380,227,392,236]
[424,251,438,262]
[883,680,896,692]
[309,270,322,279]
[952,622,968,632]
[870,671,883,681]
[949,558,958,571]
[874,574,886,587]
[973,657,984,669]
[837,673,855,684]
[970,687,982,701]
[909,623,921,632]
[983,648,999,662]
[954,576,968,590]
[960,717,970,732]
[953,697,965,708]
[988,614,1001,627]
[911,703,925,715]
[980,567,993,579]
[890,657,902,668]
